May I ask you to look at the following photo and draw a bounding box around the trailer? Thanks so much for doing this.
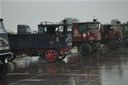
[72,19,101,56]
[8,20,72,63]
[0,19,13,79]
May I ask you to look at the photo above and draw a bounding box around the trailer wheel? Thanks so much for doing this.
[44,49,58,63]
[80,43,92,56]
[0,59,8,79]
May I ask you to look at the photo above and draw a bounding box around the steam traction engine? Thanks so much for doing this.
[101,24,123,49]
[72,19,101,56]
[8,21,72,63]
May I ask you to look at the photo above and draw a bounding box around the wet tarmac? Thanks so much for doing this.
[0,48,128,85]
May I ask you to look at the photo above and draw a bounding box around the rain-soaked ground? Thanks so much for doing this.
[0,47,128,85]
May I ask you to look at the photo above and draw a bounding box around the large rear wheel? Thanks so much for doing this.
[80,43,92,56]
[44,49,58,63]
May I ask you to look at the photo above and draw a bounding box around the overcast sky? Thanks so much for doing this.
[1,0,128,31]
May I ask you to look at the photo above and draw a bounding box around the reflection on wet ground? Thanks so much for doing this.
[1,48,128,85]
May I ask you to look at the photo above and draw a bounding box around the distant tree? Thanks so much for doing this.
[111,19,121,24]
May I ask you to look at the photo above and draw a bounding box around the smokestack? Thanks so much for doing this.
[93,19,97,22]
[63,19,67,34]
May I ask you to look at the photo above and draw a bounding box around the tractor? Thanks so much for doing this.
[8,20,72,63]
[72,19,101,56]
[101,24,123,49]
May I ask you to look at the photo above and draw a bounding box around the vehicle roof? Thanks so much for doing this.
[103,24,121,26]
[38,24,71,27]
[73,21,100,24]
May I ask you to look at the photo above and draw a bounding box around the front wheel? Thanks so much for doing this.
[44,49,58,63]
[80,43,92,56]
[0,59,8,79]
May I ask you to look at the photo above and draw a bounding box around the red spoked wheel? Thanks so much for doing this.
[44,49,57,63]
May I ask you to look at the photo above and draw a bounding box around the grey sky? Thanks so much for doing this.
[1,0,128,31]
